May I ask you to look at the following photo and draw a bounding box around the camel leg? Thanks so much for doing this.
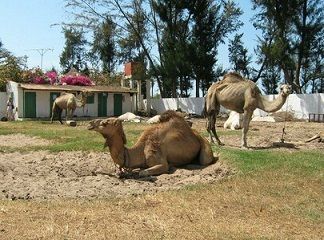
[139,149,169,177]
[241,110,253,148]
[50,104,56,123]
[139,163,169,177]
[206,111,224,146]
[58,108,63,124]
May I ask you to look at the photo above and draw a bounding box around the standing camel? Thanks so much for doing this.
[205,72,291,148]
[51,92,87,124]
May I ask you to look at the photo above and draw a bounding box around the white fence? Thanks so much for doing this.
[143,93,324,120]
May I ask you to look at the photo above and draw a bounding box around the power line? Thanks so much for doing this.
[27,48,54,69]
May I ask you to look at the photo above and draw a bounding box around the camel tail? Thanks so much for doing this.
[194,130,218,165]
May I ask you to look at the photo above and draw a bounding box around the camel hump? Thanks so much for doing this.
[223,72,244,82]
[159,110,184,123]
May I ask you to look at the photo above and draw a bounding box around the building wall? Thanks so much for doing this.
[0,92,7,118]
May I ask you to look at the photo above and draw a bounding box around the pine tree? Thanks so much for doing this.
[252,0,324,93]
[60,28,88,74]
[228,33,252,78]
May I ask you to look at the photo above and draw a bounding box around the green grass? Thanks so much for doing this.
[218,147,324,176]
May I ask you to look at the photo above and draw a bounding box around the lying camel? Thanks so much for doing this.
[51,92,87,124]
[88,110,217,176]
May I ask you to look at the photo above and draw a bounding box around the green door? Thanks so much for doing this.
[98,93,107,117]
[50,92,61,116]
[114,94,123,116]
[24,92,36,118]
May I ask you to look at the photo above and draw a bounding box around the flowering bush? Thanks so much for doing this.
[21,68,94,86]
[33,76,47,84]
[60,75,94,86]
[45,71,58,85]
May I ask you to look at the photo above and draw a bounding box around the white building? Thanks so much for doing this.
[6,81,137,120]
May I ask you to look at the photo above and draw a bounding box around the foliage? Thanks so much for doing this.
[228,33,252,78]
[91,17,117,73]
[60,27,89,74]
[90,71,123,87]
[252,0,324,93]
[64,0,243,97]
[0,41,26,91]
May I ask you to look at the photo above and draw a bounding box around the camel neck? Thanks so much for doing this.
[258,94,288,112]
[104,135,126,167]
[104,134,144,169]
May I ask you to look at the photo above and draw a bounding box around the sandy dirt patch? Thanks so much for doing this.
[0,149,230,200]
[0,134,52,147]
[192,118,324,150]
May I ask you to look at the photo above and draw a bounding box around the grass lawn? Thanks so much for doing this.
[0,120,323,239]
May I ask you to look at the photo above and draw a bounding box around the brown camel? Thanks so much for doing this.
[205,72,292,148]
[51,92,87,124]
[88,110,217,177]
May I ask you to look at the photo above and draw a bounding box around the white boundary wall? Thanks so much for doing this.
[143,93,324,119]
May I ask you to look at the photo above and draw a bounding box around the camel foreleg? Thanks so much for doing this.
[139,163,169,177]
[139,150,169,177]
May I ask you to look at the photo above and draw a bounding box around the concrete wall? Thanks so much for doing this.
[0,92,7,118]
[143,93,324,119]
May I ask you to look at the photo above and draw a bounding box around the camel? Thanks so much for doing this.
[223,111,243,130]
[51,92,87,124]
[88,110,217,177]
[205,72,292,148]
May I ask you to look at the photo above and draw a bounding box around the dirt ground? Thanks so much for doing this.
[0,118,322,200]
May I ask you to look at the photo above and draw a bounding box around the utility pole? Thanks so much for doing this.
[28,48,54,69]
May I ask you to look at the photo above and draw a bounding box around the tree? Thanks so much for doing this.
[252,0,324,93]
[91,17,117,74]
[0,41,26,91]
[64,0,242,97]
[228,33,252,78]
[60,27,88,74]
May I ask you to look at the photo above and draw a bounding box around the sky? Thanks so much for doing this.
[0,0,260,73]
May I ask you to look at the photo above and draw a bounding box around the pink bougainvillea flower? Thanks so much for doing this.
[60,75,94,86]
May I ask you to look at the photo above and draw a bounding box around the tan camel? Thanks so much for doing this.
[205,72,292,148]
[51,92,87,124]
[88,110,217,176]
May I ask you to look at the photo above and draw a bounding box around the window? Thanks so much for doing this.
[87,94,95,104]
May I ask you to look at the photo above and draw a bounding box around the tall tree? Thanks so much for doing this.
[252,0,324,93]
[60,27,88,74]
[228,33,252,78]
[64,0,242,97]
[91,17,117,74]
[0,41,26,91]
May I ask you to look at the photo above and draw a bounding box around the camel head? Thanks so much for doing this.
[79,91,88,106]
[279,84,292,97]
[87,118,126,144]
